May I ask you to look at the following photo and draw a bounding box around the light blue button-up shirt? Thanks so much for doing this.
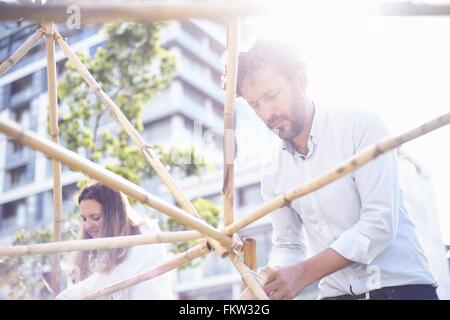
[262,105,437,299]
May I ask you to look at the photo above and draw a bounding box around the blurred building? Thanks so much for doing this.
[0,19,449,300]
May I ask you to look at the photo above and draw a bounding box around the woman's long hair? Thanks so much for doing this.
[73,183,140,280]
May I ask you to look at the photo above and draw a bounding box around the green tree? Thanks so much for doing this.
[0,21,222,299]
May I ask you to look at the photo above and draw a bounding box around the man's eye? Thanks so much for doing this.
[266,91,279,101]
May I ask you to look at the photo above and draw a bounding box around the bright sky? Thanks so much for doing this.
[243,0,450,244]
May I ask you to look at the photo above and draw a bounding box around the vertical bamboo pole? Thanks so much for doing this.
[0,29,43,76]
[44,21,62,295]
[223,18,238,227]
[242,237,257,289]
[243,238,257,271]
[53,32,229,256]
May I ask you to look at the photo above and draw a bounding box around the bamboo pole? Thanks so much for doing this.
[242,237,257,290]
[225,111,450,235]
[242,238,257,272]
[229,250,268,300]
[222,18,238,227]
[239,266,273,300]
[0,230,204,257]
[0,118,233,246]
[44,21,62,294]
[0,29,43,76]
[0,2,263,23]
[82,241,210,300]
[54,31,229,257]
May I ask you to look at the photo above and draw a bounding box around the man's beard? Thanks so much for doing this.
[269,92,305,140]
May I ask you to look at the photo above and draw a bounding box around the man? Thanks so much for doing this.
[233,39,438,300]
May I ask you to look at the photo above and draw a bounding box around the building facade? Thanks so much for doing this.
[0,20,448,300]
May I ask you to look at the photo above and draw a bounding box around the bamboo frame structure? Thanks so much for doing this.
[222,18,238,227]
[82,241,211,300]
[0,29,43,76]
[0,118,233,247]
[239,266,273,300]
[53,31,230,257]
[43,21,63,294]
[0,230,204,257]
[229,250,269,300]
[1,2,449,301]
[224,111,450,236]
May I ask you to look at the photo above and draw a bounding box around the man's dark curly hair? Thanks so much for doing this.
[222,39,305,98]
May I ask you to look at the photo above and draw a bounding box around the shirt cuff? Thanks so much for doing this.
[330,230,372,264]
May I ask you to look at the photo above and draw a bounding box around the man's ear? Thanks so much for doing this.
[297,68,308,92]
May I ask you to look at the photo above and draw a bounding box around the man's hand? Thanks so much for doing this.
[263,248,353,300]
[263,262,309,300]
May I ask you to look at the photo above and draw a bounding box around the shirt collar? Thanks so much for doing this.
[281,102,325,156]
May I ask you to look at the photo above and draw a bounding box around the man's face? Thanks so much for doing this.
[240,66,306,140]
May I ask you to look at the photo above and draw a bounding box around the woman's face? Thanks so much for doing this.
[80,199,104,238]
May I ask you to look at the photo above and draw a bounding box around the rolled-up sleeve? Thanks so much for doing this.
[261,178,307,268]
[330,111,399,265]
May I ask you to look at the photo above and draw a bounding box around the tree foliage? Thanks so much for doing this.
[0,20,222,299]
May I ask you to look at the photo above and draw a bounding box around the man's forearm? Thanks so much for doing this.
[301,248,353,286]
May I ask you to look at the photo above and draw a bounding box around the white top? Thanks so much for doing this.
[56,218,173,300]
[262,105,437,299]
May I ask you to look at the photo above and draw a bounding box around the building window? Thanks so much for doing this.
[181,53,208,80]
[143,118,172,144]
[0,37,9,62]
[56,59,66,77]
[8,165,27,188]
[204,193,222,206]
[237,183,262,208]
[209,39,225,57]
[11,139,24,153]
[10,74,33,96]
[184,85,205,106]
[213,101,223,118]
[180,21,203,42]
[1,198,27,231]
[10,102,31,128]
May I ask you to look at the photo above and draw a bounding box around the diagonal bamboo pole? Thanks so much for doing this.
[0,2,263,23]
[239,266,273,300]
[0,230,204,257]
[53,31,230,257]
[0,118,233,246]
[82,241,211,300]
[225,111,450,235]
[0,28,43,76]
[222,18,238,227]
[43,21,63,294]
[229,250,268,300]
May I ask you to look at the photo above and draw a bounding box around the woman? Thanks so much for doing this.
[56,183,173,299]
